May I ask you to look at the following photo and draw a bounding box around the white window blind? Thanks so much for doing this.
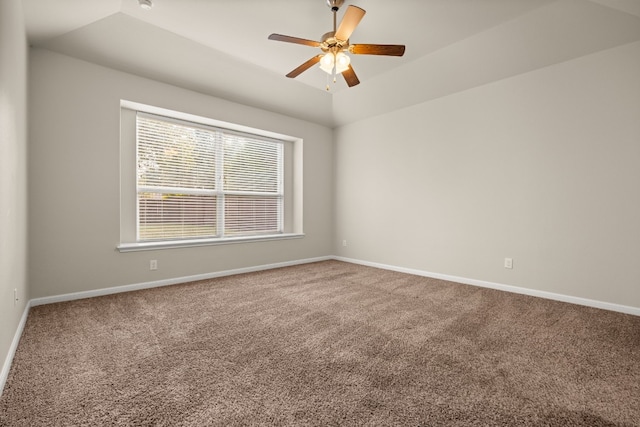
[136,113,283,241]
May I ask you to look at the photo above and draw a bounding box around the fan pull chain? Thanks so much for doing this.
[324,54,340,91]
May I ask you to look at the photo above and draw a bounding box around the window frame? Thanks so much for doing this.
[118,101,304,252]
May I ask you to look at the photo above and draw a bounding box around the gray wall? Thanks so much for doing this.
[28,49,334,299]
[335,41,640,309]
[0,0,29,377]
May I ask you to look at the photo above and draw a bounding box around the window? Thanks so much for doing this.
[137,113,283,241]
[118,102,303,251]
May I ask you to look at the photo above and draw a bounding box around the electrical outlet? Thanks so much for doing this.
[150,260,158,271]
[504,258,513,269]
[342,240,347,247]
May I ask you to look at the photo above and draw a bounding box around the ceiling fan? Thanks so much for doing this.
[268,0,405,90]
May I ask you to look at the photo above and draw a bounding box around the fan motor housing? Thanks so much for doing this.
[321,31,348,52]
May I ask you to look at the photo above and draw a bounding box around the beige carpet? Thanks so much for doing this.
[1,260,639,426]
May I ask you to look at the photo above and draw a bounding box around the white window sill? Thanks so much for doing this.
[117,233,304,253]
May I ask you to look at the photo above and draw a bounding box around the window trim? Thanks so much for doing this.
[117,233,304,253]
[117,100,304,253]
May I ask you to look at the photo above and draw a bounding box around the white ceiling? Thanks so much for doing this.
[22,0,640,127]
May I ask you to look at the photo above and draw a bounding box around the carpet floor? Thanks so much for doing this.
[1,260,639,426]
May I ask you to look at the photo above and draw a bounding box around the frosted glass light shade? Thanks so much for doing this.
[335,52,350,73]
[319,53,335,74]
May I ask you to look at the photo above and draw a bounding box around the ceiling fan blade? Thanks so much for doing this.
[286,55,324,78]
[349,44,406,57]
[341,65,360,87]
[268,34,321,48]
[335,5,366,41]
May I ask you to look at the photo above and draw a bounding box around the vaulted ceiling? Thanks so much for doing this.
[22,0,640,127]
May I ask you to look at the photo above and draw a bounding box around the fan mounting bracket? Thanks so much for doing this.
[326,0,345,12]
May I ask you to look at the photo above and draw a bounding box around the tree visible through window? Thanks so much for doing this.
[136,113,283,241]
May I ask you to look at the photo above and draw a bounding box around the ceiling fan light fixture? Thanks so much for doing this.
[138,0,153,10]
[319,52,335,74]
[335,51,350,73]
[319,51,350,74]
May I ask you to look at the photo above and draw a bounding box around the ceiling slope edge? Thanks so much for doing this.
[588,0,640,18]
[24,0,121,45]
[38,13,334,128]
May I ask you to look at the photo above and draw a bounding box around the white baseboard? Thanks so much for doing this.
[0,300,31,395]
[334,256,640,316]
[30,256,333,307]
